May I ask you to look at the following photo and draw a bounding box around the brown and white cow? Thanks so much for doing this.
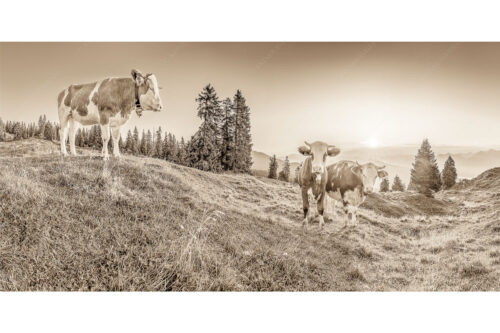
[297,141,341,228]
[325,161,388,225]
[57,69,163,160]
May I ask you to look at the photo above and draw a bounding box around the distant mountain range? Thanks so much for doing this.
[253,145,500,185]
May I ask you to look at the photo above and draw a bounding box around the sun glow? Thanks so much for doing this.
[365,137,379,148]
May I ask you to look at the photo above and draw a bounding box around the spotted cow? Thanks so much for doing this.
[325,161,388,225]
[57,69,163,160]
[297,141,341,228]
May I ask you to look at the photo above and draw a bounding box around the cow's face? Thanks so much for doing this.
[354,162,388,193]
[132,69,163,112]
[298,141,340,182]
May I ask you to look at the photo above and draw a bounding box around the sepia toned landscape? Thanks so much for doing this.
[1,42,500,291]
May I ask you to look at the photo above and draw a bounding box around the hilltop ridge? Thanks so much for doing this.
[1,139,499,291]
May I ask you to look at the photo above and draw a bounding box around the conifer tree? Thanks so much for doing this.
[187,84,223,172]
[44,122,54,141]
[177,137,188,165]
[154,127,163,158]
[379,178,390,192]
[391,175,405,192]
[145,130,153,156]
[118,134,125,150]
[268,154,278,179]
[441,156,457,190]
[38,115,47,138]
[132,127,140,155]
[139,130,147,155]
[125,130,134,153]
[278,156,291,182]
[409,139,442,196]
[220,98,236,171]
[233,90,253,173]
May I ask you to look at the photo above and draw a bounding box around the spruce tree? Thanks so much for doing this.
[132,127,140,155]
[278,156,291,182]
[187,84,223,172]
[145,130,153,156]
[392,175,405,192]
[379,178,390,192]
[139,130,147,155]
[44,122,54,141]
[177,137,188,165]
[409,139,442,196]
[268,154,278,179]
[233,90,253,173]
[38,115,47,138]
[154,127,163,158]
[220,98,236,171]
[441,156,457,190]
[125,130,134,153]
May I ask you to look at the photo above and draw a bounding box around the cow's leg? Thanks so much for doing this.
[111,126,121,158]
[68,118,78,156]
[301,187,310,227]
[342,201,351,227]
[58,111,69,156]
[100,124,110,161]
[317,193,326,229]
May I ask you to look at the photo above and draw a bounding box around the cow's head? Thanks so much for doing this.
[131,69,163,112]
[298,141,340,182]
[352,162,388,194]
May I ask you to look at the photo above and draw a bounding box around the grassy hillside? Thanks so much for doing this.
[1,139,500,291]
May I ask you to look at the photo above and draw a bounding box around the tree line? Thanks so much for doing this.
[379,138,458,197]
[267,155,291,182]
[0,85,253,174]
[0,115,61,142]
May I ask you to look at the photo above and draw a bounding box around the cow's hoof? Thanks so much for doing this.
[102,155,110,161]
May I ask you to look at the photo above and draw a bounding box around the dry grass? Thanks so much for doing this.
[1,139,500,291]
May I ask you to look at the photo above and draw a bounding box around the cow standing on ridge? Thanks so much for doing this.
[57,69,163,160]
[325,161,388,226]
[297,141,341,228]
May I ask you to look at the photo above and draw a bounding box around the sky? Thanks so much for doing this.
[1,42,500,155]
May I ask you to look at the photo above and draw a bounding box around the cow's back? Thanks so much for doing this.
[326,160,363,194]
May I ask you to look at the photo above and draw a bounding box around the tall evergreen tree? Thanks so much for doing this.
[125,129,134,153]
[145,130,153,156]
[233,90,253,173]
[379,178,390,192]
[132,127,140,155]
[38,115,47,138]
[154,127,163,158]
[177,137,188,165]
[441,156,457,190]
[409,139,442,196]
[44,122,54,141]
[187,84,223,172]
[391,175,405,192]
[139,130,147,155]
[268,154,278,179]
[278,156,291,182]
[220,98,236,171]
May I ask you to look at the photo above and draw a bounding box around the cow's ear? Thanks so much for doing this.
[298,146,311,156]
[327,145,340,157]
[378,170,388,178]
[131,69,145,86]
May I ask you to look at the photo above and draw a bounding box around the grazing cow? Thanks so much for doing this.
[297,141,341,228]
[325,161,388,225]
[57,69,163,160]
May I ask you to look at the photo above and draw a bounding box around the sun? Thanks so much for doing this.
[366,137,379,148]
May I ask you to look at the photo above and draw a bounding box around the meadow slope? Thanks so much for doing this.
[1,139,499,291]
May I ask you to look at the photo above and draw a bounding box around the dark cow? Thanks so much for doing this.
[297,141,341,228]
[57,69,163,160]
[325,161,388,225]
